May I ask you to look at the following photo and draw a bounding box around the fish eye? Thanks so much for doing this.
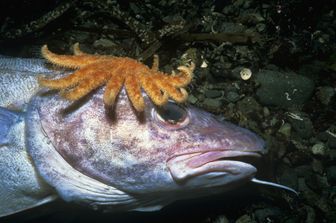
[153,101,190,129]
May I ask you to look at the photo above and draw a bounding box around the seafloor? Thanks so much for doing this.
[0,0,335,222]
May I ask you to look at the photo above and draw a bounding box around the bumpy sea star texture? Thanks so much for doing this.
[38,43,195,111]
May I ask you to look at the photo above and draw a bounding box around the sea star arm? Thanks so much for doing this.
[103,74,125,106]
[41,45,107,68]
[165,63,195,87]
[124,75,144,111]
[61,72,110,100]
[140,74,168,106]
[38,64,98,89]
[155,79,188,103]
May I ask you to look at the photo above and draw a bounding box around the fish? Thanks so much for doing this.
[0,56,296,218]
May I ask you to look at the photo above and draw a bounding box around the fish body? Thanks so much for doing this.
[0,57,265,217]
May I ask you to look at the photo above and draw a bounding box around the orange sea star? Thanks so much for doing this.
[38,43,195,111]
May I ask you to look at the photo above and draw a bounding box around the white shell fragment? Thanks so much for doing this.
[200,60,208,68]
[240,68,252,80]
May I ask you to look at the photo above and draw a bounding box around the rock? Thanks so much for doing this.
[213,215,229,223]
[231,66,244,80]
[288,112,314,139]
[326,166,336,184]
[187,94,198,104]
[197,93,205,102]
[256,23,266,32]
[328,136,336,149]
[311,142,327,156]
[226,91,240,102]
[93,38,116,48]
[233,0,253,9]
[219,22,246,33]
[236,96,263,115]
[235,214,256,223]
[283,216,301,223]
[316,86,335,105]
[316,131,330,141]
[210,62,229,80]
[278,123,292,138]
[256,69,314,108]
[304,205,316,223]
[205,89,223,98]
[263,107,270,117]
[239,13,265,26]
[203,98,222,110]
[254,207,282,222]
[312,159,324,174]
[295,165,312,177]
[279,168,298,190]
[286,150,312,166]
[305,173,328,192]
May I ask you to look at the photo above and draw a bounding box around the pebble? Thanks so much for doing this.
[254,207,282,222]
[263,107,270,117]
[203,98,222,110]
[213,215,229,223]
[240,68,252,80]
[312,159,324,174]
[255,69,314,108]
[304,205,316,223]
[236,96,263,115]
[278,123,292,138]
[219,22,246,33]
[311,142,327,156]
[204,89,223,98]
[226,91,240,102]
[187,94,198,104]
[288,112,314,139]
[235,214,256,223]
[316,86,335,105]
[93,38,116,48]
[256,23,266,32]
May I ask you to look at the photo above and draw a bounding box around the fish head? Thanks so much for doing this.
[27,89,265,209]
[149,100,266,194]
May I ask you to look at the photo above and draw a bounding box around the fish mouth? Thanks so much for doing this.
[167,149,262,182]
[182,150,262,168]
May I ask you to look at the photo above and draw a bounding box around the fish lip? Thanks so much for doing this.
[167,148,263,166]
[167,149,260,183]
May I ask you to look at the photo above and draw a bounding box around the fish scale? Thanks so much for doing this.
[0,71,39,108]
[0,57,55,73]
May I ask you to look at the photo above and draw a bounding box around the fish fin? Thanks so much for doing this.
[0,107,22,146]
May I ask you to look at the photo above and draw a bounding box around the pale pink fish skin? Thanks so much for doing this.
[1,56,265,214]
[26,87,265,208]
